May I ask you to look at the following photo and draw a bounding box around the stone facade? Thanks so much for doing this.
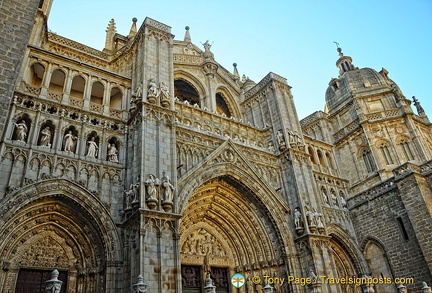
[0,1,431,293]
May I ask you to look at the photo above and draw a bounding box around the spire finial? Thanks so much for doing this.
[233,63,240,79]
[184,26,191,43]
[128,17,138,39]
[104,19,117,51]
[334,41,343,57]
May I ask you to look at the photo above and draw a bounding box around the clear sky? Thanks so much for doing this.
[48,0,432,120]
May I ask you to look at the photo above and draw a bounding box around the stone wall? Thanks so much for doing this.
[0,0,39,137]
[349,176,432,291]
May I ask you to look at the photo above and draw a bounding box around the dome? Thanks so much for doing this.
[325,67,389,112]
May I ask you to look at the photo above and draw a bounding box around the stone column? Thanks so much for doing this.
[133,275,148,293]
[45,269,63,293]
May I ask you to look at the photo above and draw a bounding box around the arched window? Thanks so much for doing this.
[48,69,65,93]
[379,143,394,165]
[399,139,414,161]
[29,62,45,86]
[317,150,325,166]
[326,152,334,169]
[70,75,85,99]
[174,79,200,105]
[215,93,231,117]
[110,87,122,110]
[308,147,316,164]
[364,240,394,293]
[362,149,376,173]
[90,81,104,105]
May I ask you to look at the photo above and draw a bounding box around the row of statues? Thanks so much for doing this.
[13,121,119,162]
[125,173,175,211]
[294,206,325,235]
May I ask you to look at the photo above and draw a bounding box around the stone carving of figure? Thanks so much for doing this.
[160,81,170,97]
[294,207,303,229]
[124,188,133,209]
[330,190,338,206]
[147,79,159,97]
[64,130,77,153]
[145,174,160,200]
[107,143,119,162]
[277,129,286,150]
[161,172,174,202]
[203,40,212,52]
[14,120,28,142]
[131,182,140,203]
[339,193,347,208]
[86,137,98,158]
[39,126,52,147]
[134,82,143,99]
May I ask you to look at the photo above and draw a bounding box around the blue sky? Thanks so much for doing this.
[48,0,432,120]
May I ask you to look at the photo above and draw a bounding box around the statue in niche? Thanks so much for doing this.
[161,172,174,202]
[14,120,28,142]
[294,207,303,229]
[160,81,170,107]
[268,141,275,152]
[86,136,98,158]
[134,82,143,99]
[145,174,160,200]
[124,188,133,209]
[107,143,119,162]
[63,130,77,153]
[339,193,347,208]
[330,190,338,206]
[277,129,286,150]
[39,126,52,147]
[147,79,159,97]
[131,182,140,203]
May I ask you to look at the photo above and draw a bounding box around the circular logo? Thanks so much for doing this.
[231,273,246,288]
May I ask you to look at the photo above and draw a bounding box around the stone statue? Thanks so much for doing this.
[277,129,286,150]
[14,120,28,142]
[131,182,140,203]
[330,190,338,206]
[339,193,347,208]
[107,143,119,162]
[147,78,159,97]
[86,137,98,158]
[39,126,52,147]
[134,82,143,99]
[161,172,174,202]
[203,40,211,52]
[145,174,160,200]
[64,130,77,153]
[124,188,133,209]
[294,207,303,229]
[160,81,170,107]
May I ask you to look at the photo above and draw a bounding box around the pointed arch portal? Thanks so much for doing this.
[0,179,122,293]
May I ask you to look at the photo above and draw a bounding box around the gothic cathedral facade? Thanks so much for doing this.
[0,1,431,292]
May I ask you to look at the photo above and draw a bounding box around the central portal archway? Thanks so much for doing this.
[180,176,289,293]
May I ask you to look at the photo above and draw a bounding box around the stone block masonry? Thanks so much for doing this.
[0,0,39,137]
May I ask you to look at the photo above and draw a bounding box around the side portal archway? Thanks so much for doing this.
[0,179,122,293]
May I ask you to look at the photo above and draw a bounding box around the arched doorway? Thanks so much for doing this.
[179,175,290,293]
[0,179,122,293]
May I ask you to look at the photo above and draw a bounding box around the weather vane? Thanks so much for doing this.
[333,41,340,49]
